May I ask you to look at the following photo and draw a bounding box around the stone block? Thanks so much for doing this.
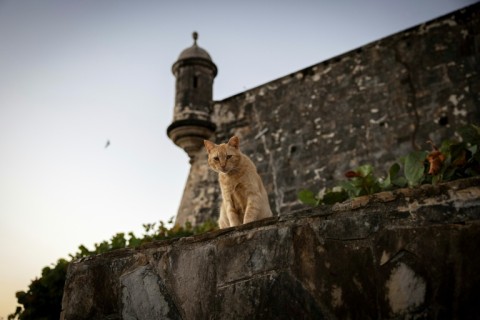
[120,266,180,320]
[216,271,324,320]
[216,226,292,286]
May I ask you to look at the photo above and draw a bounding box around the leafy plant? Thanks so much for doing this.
[380,162,407,189]
[9,219,218,320]
[297,189,321,206]
[298,124,480,207]
[298,186,349,206]
[403,150,429,187]
[340,164,382,197]
[8,259,68,320]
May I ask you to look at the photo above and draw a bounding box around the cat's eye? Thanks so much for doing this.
[213,156,219,161]
[226,155,232,159]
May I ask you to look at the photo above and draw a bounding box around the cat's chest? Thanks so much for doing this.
[221,180,244,194]
[220,175,251,195]
[226,182,248,211]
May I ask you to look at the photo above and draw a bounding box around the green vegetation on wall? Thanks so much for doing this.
[299,124,480,206]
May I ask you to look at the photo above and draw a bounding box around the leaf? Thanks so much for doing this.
[451,148,467,167]
[340,180,366,197]
[356,164,374,177]
[381,163,401,189]
[458,124,480,146]
[404,150,428,186]
[389,162,401,177]
[297,189,319,206]
[392,176,408,187]
[322,190,349,205]
[439,139,456,154]
[345,170,361,178]
[426,150,446,175]
[389,163,408,187]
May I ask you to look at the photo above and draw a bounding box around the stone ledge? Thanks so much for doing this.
[61,177,480,319]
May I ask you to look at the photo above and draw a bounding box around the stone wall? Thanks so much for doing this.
[61,177,480,319]
[175,3,480,226]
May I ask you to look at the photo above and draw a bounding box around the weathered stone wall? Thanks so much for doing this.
[61,177,480,319]
[175,3,480,226]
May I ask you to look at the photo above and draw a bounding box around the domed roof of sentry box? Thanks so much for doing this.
[177,32,213,62]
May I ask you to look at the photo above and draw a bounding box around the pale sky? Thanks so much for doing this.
[0,0,476,317]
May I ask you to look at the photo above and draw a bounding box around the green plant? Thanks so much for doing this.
[8,259,68,320]
[379,162,407,189]
[340,164,382,197]
[298,186,349,207]
[431,124,480,182]
[403,150,429,187]
[298,124,480,207]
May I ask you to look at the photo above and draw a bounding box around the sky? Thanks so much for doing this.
[0,0,477,317]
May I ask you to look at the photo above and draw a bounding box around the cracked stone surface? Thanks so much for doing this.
[61,177,480,319]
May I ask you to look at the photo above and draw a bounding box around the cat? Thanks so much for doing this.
[204,135,273,228]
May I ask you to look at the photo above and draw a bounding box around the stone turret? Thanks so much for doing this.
[167,32,217,160]
[167,32,219,226]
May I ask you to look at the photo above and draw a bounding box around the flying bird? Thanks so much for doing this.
[105,140,110,149]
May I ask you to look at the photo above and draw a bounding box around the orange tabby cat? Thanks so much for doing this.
[204,136,273,228]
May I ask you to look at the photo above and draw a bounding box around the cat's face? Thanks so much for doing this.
[204,136,242,174]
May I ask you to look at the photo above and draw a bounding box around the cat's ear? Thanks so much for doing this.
[228,136,240,149]
[204,140,216,153]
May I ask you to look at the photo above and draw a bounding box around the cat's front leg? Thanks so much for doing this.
[225,202,242,227]
[218,203,230,229]
[243,195,262,224]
